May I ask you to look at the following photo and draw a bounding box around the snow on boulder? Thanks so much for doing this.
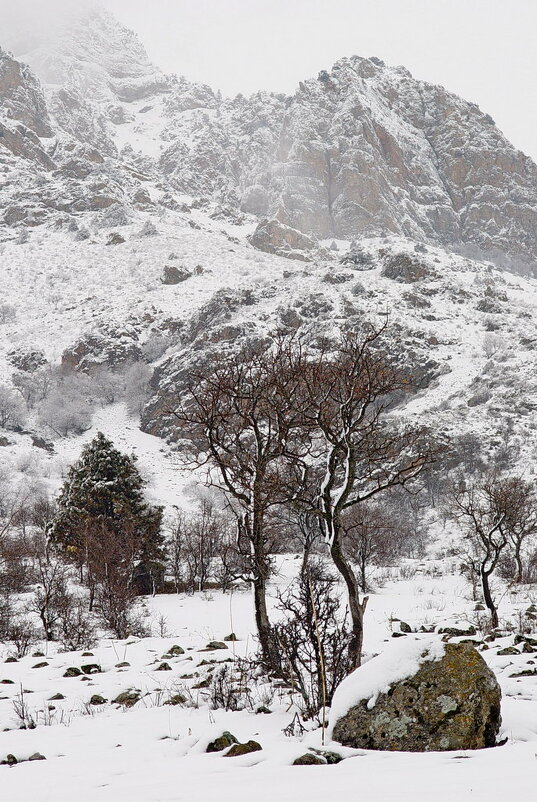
[328,636,501,752]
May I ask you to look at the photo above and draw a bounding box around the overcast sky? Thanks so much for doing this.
[2,0,537,160]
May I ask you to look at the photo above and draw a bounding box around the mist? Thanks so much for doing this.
[1,0,537,161]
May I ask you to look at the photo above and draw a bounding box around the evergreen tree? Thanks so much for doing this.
[50,432,164,582]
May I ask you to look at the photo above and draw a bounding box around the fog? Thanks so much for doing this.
[2,0,537,161]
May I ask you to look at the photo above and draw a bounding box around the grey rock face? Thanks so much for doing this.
[248,218,317,260]
[331,642,501,752]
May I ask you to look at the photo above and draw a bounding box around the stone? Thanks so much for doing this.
[206,731,238,753]
[497,647,519,656]
[48,693,65,701]
[155,662,172,671]
[248,219,316,260]
[223,633,238,642]
[293,753,326,765]
[63,667,82,678]
[164,693,187,706]
[166,645,185,656]
[331,642,501,752]
[112,690,141,708]
[89,695,107,706]
[224,740,262,757]
[31,662,49,669]
[160,265,192,284]
[28,753,46,761]
[438,625,477,638]
[81,664,101,675]
[203,642,228,651]
[399,621,412,633]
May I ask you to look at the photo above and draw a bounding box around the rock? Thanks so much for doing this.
[497,646,519,656]
[256,706,272,714]
[330,640,501,752]
[382,253,432,283]
[31,662,49,669]
[166,645,185,657]
[106,232,126,245]
[48,693,65,701]
[248,219,316,261]
[293,753,326,765]
[206,732,238,753]
[223,633,238,642]
[224,740,262,757]
[115,662,131,668]
[160,265,192,284]
[2,754,17,766]
[400,622,412,633]
[89,695,107,705]
[155,662,172,671]
[112,690,141,708]
[28,753,46,761]
[164,693,187,706]
[63,667,82,678]
[203,642,228,651]
[438,625,477,638]
[81,664,102,675]
[4,658,17,664]
[0,679,14,685]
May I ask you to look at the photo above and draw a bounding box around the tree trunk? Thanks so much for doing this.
[481,568,498,629]
[253,573,278,668]
[330,537,367,668]
[514,543,523,584]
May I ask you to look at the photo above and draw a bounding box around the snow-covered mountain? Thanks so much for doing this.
[1,2,537,498]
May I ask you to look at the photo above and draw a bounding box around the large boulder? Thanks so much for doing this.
[329,638,501,752]
[248,219,316,261]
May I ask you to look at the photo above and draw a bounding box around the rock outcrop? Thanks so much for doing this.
[330,640,501,752]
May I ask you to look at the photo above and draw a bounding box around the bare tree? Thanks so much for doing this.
[0,384,27,430]
[341,500,411,592]
[499,477,537,583]
[452,477,509,628]
[297,326,437,668]
[169,338,308,667]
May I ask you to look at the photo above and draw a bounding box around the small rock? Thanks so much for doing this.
[497,647,519,656]
[115,662,131,668]
[32,652,45,658]
[3,754,17,766]
[32,662,49,669]
[63,667,82,678]
[400,622,412,633]
[293,753,326,766]
[81,652,94,657]
[4,658,17,664]
[256,706,271,714]
[166,645,185,657]
[28,753,46,761]
[113,690,141,708]
[164,694,187,706]
[89,695,107,706]
[48,693,65,701]
[81,664,101,675]
[0,679,14,685]
[203,642,228,651]
[225,741,262,757]
[223,633,238,642]
[206,732,238,753]
[155,662,172,672]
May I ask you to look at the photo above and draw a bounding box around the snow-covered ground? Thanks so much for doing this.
[1,556,537,802]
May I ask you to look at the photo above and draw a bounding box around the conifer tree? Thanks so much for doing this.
[49,432,164,586]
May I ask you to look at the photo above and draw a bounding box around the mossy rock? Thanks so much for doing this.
[203,642,228,651]
[89,695,107,705]
[497,647,519,656]
[224,633,238,642]
[63,667,82,678]
[113,690,141,707]
[115,662,131,668]
[225,740,262,757]
[4,657,17,664]
[166,645,185,657]
[155,662,172,671]
[192,678,210,689]
[164,693,187,706]
[2,755,17,766]
[81,664,102,675]
[438,625,477,637]
[28,753,46,761]
[332,642,501,752]
[1,679,15,685]
[206,731,238,753]
[293,753,326,766]
[32,662,49,669]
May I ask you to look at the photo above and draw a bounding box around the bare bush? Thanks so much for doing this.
[0,384,27,430]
